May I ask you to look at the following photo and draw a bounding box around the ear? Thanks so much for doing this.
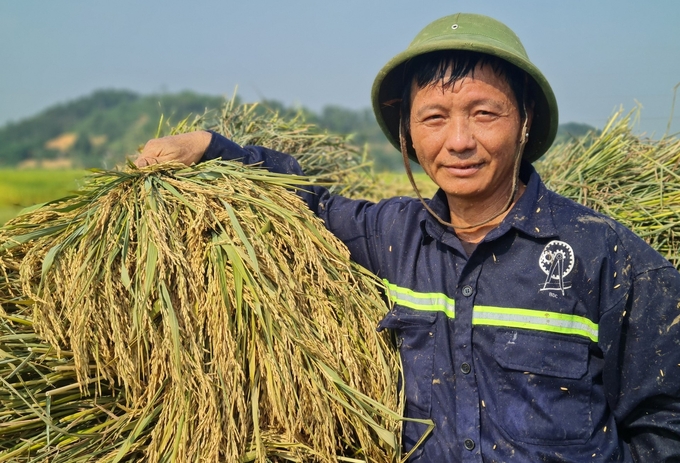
[521,100,535,143]
[526,100,535,131]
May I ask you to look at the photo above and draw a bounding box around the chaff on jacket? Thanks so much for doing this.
[204,132,680,462]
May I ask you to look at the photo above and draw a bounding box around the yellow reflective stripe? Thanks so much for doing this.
[473,305,598,342]
[382,280,455,318]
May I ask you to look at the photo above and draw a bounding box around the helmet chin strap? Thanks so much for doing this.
[399,105,530,232]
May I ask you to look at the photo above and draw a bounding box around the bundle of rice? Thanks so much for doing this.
[0,160,413,462]
[1,100,424,462]
[537,109,680,269]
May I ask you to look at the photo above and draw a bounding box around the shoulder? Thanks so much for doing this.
[322,193,427,240]
[545,189,675,277]
[363,195,429,232]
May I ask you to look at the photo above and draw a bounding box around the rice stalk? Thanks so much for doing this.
[0,161,410,462]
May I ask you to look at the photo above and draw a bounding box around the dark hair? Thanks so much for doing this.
[399,50,531,151]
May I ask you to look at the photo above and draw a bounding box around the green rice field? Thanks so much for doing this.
[0,169,88,225]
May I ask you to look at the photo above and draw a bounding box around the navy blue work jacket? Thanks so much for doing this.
[204,132,680,462]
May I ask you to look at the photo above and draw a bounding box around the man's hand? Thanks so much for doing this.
[134,131,212,167]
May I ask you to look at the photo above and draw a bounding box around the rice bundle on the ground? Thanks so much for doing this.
[0,160,403,462]
[536,109,680,269]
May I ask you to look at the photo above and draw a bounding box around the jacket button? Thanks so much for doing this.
[460,362,471,374]
[464,438,475,451]
[462,285,473,297]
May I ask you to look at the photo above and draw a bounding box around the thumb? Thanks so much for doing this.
[134,152,179,168]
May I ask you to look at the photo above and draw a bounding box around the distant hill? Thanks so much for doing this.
[554,122,599,144]
[0,89,597,170]
[0,90,226,168]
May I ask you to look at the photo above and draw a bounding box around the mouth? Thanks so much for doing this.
[442,162,484,177]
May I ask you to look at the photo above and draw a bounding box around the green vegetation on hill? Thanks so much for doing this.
[554,122,600,144]
[0,90,226,168]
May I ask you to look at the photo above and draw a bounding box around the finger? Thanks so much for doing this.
[134,156,150,168]
[135,155,165,167]
[135,154,163,167]
[137,153,185,168]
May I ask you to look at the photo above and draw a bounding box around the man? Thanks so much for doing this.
[136,13,680,462]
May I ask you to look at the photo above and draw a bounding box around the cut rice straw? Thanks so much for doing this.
[0,160,430,462]
[537,107,680,269]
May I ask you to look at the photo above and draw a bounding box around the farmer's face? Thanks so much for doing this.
[409,63,525,206]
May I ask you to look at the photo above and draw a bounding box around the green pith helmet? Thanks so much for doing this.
[371,13,558,163]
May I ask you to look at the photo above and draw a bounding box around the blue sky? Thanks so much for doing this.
[2,0,679,136]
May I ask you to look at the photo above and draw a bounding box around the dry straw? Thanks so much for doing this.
[0,101,432,462]
[537,108,680,270]
[176,96,376,199]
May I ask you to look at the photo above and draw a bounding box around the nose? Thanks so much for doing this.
[444,116,476,154]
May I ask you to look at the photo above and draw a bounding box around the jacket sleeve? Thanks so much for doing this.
[201,131,384,274]
[600,240,680,462]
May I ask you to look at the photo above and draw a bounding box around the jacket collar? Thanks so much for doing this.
[421,161,559,245]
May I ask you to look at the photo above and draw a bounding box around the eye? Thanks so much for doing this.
[475,109,499,121]
[420,111,447,124]
[425,114,443,121]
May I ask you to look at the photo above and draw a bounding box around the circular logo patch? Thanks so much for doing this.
[539,240,575,280]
